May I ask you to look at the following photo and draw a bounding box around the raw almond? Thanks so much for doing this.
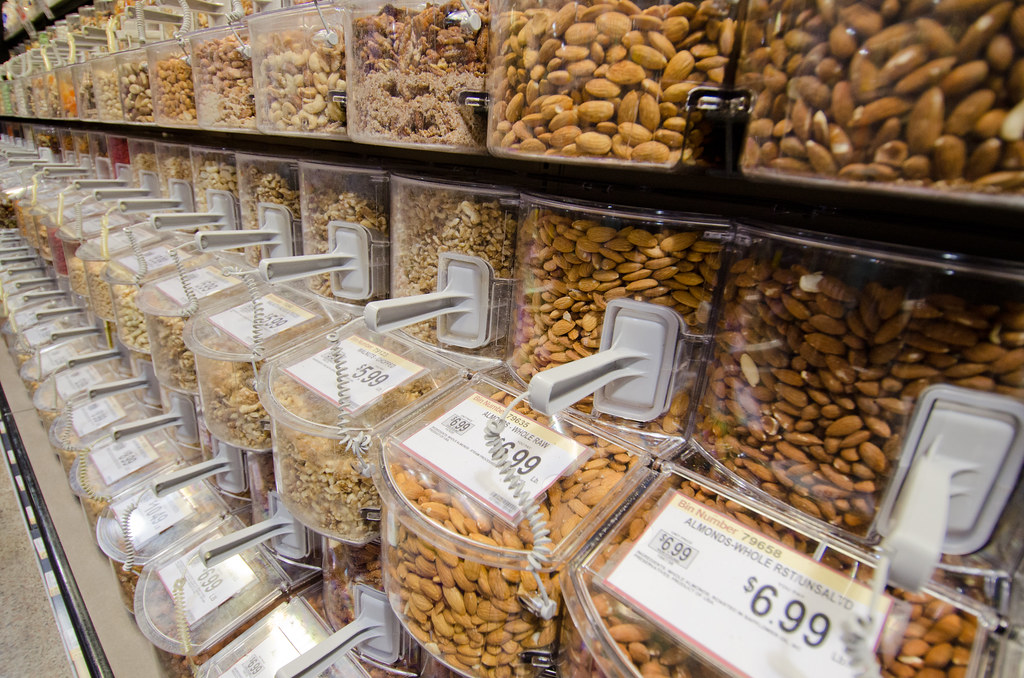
[630,44,668,70]
[618,90,640,123]
[945,89,995,135]
[849,97,912,126]
[638,93,660,130]
[576,131,613,154]
[661,50,695,85]
[595,11,631,39]
[907,87,945,154]
[631,140,671,163]
[940,60,989,97]
[607,59,646,85]
[619,121,653,144]
[584,78,621,98]
[549,125,582,148]
[578,100,615,123]
[934,134,967,180]
[564,22,598,45]
[894,56,958,96]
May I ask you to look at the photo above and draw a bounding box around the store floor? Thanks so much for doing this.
[0,447,72,678]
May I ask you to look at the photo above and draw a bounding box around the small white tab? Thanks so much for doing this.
[213,439,248,495]
[256,202,295,259]
[167,178,195,212]
[206,189,238,231]
[138,170,160,195]
[328,221,380,301]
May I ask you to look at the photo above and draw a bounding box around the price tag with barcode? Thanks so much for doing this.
[111,488,192,549]
[399,393,587,522]
[71,397,126,437]
[157,544,256,626]
[155,266,240,306]
[23,323,53,347]
[56,365,103,399]
[209,294,316,349]
[40,342,79,374]
[116,245,174,274]
[599,491,892,678]
[220,626,304,678]
[284,336,426,414]
[90,437,160,485]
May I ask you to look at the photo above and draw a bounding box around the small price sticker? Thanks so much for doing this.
[155,266,240,306]
[399,393,588,522]
[157,545,256,626]
[600,491,892,678]
[112,488,191,549]
[284,335,427,414]
[56,365,102,399]
[71,397,126,437]
[40,342,80,374]
[220,626,304,678]
[90,437,160,485]
[209,294,316,349]
[115,245,174,274]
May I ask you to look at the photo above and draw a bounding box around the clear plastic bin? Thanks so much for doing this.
[137,260,246,393]
[695,224,1024,545]
[345,0,489,153]
[127,137,159,190]
[191,25,257,131]
[299,161,388,302]
[191,147,238,215]
[33,358,130,433]
[72,62,96,120]
[561,463,992,678]
[248,450,275,524]
[184,285,341,450]
[389,174,517,356]
[92,54,125,122]
[156,142,194,200]
[117,46,154,123]
[488,0,739,169]
[76,225,163,322]
[149,39,197,127]
[59,210,134,300]
[378,376,650,678]
[30,73,56,119]
[251,5,347,138]
[56,66,78,119]
[19,332,105,395]
[237,153,301,267]
[737,0,1024,200]
[260,322,463,543]
[10,78,28,117]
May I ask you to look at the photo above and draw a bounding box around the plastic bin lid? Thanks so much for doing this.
[48,390,161,452]
[57,210,132,243]
[134,518,290,655]
[104,239,210,286]
[21,334,109,382]
[136,256,247,318]
[76,224,165,263]
[69,428,184,499]
[379,374,650,571]
[97,480,231,566]
[32,358,129,414]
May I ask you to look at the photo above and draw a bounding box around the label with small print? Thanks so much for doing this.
[90,437,160,485]
[600,491,892,678]
[112,488,191,549]
[14,306,42,328]
[209,294,316,349]
[115,245,174,274]
[399,393,588,522]
[157,545,256,626]
[220,626,304,678]
[23,323,54,347]
[105,231,133,252]
[71,398,127,437]
[284,336,427,414]
[155,266,240,306]
[40,342,79,374]
[55,365,103,399]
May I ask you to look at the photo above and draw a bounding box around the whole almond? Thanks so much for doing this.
[662,16,689,43]
[638,93,660,130]
[879,44,929,85]
[940,60,989,97]
[553,3,578,37]
[956,2,1014,62]
[849,97,912,126]
[894,56,958,96]
[661,51,696,85]
[907,87,945,154]
[829,24,858,59]
[584,78,621,99]
[549,125,582,148]
[595,11,631,40]
[565,22,598,46]
[630,44,668,70]
[579,100,615,123]
[607,59,646,85]
[631,140,672,163]
[831,82,856,127]
[806,140,838,175]
[974,108,1007,138]
[934,134,967,180]
[825,415,863,438]
[648,31,676,60]
[576,131,613,155]
[618,90,640,123]
[619,121,653,144]
[945,89,996,135]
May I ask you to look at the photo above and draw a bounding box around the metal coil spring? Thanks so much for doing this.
[135,1,146,43]
[171,576,198,676]
[123,226,147,285]
[59,401,83,454]
[77,440,111,504]
[327,331,372,476]
[483,393,557,620]
[74,202,82,234]
[119,499,139,572]
[169,246,199,317]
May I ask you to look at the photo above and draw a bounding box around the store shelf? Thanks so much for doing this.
[0,344,164,678]
[9,117,1024,263]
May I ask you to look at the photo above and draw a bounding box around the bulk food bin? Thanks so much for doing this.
[148,38,197,127]
[191,24,257,131]
[77,224,165,322]
[737,0,1024,200]
[266,161,388,304]
[251,4,347,138]
[10,312,94,369]
[230,153,301,268]
[57,210,135,299]
[133,518,305,678]
[56,64,78,119]
[559,461,995,678]
[375,375,650,678]
[33,354,133,431]
[96,481,232,613]
[184,284,343,450]
[117,46,154,123]
[488,0,742,169]
[259,320,464,544]
[72,61,98,121]
[102,237,208,353]
[87,132,113,180]
[191,147,238,218]
[49,389,162,474]
[156,141,195,204]
[128,137,160,191]
[366,174,517,362]
[29,72,55,119]
[91,53,125,122]
[694,222,1024,571]
[345,0,489,153]
[21,333,113,394]
[137,257,246,393]
[508,194,729,453]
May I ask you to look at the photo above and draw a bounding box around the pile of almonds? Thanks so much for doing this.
[739,0,1024,193]
[491,0,739,166]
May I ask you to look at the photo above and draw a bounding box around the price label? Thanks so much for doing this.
[105,231,133,252]
[71,397,126,437]
[399,393,587,522]
[220,626,304,678]
[157,545,256,626]
[112,488,192,549]
[284,336,427,414]
[23,323,53,347]
[40,342,79,374]
[209,294,316,349]
[14,305,42,328]
[155,266,240,306]
[55,365,103,399]
[115,245,174,274]
[90,437,160,485]
[600,491,892,678]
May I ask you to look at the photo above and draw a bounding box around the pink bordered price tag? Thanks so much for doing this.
[599,490,892,678]
[283,335,426,414]
[157,545,256,625]
[398,392,588,522]
[155,266,240,305]
[90,437,160,485]
[209,294,316,349]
